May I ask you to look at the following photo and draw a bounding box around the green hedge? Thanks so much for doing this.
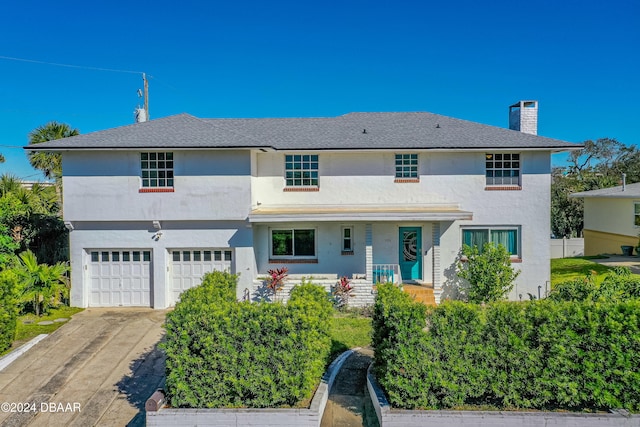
[372,283,640,412]
[164,271,332,408]
[0,270,19,353]
[549,266,640,302]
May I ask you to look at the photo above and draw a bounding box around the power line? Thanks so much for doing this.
[0,55,144,75]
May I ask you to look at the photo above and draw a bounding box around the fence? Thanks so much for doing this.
[550,238,584,259]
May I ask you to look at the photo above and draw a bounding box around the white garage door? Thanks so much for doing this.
[89,250,152,307]
[171,249,233,303]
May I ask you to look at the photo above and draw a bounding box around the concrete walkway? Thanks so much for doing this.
[321,347,379,427]
[0,308,166,427]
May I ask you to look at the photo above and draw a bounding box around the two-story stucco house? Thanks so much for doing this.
[27,101,579,308]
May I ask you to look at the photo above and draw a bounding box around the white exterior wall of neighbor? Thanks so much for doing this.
[63,150,256,308]
[252,150,552,300]
[584,198,637,238]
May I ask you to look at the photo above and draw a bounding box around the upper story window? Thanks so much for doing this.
[141,152,174,188]
[462,227,520,258]
[486,153,520,187]
[635,203,640,226]
[285,154,318,188]
[395,154,418,180]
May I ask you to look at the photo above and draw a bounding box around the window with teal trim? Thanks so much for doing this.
[485,153,520,186]
[462,227,520,256]
[141,152,174,188]
[395,154,418,178]
[285,154,318,187]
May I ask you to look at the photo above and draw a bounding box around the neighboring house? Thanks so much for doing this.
[26,101,579,308]
[20,180,55,190]
[571,181,640,255]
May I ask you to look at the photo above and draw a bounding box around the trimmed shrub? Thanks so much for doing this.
[0,269,19,353]
[372,288,640,412]
[457,243,520,303]
[164,272,332,408]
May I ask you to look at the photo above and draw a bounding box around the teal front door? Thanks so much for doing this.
[399,227,422,281]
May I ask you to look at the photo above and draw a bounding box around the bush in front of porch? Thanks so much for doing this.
[457,243,519,304]
[163,271,333,408]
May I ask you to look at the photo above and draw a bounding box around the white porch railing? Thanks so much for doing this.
[371,264,402,285]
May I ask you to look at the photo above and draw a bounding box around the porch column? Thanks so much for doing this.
[432,222,442,304]
[365,223,373,282]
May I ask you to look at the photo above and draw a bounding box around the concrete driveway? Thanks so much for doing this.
[0,308,167,427]
[592,255,640,275]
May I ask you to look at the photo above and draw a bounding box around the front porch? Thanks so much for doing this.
[248,204,473,306]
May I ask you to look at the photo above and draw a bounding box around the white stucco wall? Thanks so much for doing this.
[253,150,551,299]
[68,221,255,308]
[584,198,638,238]
[63,150,252,221]
[253,223,367,277]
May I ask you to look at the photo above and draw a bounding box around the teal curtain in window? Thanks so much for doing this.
[463,230,489,250]
[491,229,517,254]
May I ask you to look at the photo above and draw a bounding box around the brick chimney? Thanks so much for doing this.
[509,100,538,135]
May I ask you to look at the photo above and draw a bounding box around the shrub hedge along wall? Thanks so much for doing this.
[164,271,332,408]
[373,283,640,412]
[0,270,18,353]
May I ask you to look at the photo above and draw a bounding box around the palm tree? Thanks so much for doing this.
[16,250,69,316]
[27,122,79,181]
[27,122,78,212]
[0,153,5,163]
[0,174,57,216]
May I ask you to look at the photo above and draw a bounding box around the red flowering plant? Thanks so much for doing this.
[332,276,354,309]
[266,267,288,301]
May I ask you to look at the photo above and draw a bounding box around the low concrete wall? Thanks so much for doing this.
[550,238,584,258]
[147,349,355,427]
[0,334,48,372]
[367,366,640,427]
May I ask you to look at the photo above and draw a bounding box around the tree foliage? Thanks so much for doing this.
[457,243,520,304]
[0,174,67,264]
[15,250,69,316]
[552,138,640,237]
[27,121,79,181]
[0,269,19,353]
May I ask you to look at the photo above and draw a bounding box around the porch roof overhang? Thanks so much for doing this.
[248,204,473,223]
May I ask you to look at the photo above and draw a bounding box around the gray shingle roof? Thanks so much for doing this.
[571,182,640,198]
[26,112,580,151]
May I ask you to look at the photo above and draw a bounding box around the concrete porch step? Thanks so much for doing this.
[402,285,436,306]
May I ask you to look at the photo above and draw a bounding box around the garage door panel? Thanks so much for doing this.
[170,248,233,304]
[89,249,151,307]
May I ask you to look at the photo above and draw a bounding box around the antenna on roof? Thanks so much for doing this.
[134,73,149,123]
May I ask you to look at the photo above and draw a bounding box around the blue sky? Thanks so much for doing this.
[1,0,638,180]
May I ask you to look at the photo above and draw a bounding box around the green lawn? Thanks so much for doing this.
[2,306,85,356]
[329,311,372,359]
[550,256,614,286]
